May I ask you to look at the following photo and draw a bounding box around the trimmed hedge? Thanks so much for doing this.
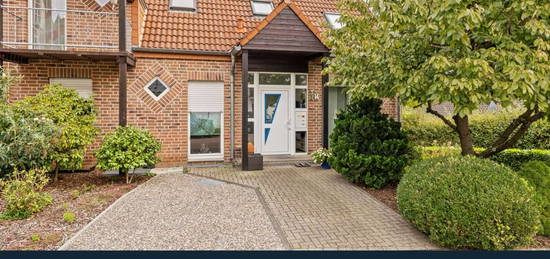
[403,109,550,150]
[419,146,550,171]
[398,156,540,250]
[518,161,550,237]
[329,98,416,189]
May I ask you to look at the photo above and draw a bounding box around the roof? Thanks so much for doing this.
[139,0,340,52]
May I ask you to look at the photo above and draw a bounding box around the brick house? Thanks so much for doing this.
[0,0,398,170]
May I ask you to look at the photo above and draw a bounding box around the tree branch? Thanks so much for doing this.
[426,104,458,132]
[479,111,545,157]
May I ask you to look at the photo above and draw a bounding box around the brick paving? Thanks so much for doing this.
[190,165,437,250]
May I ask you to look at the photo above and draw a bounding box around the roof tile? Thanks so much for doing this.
[140,0,340,52]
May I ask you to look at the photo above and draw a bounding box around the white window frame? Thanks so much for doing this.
[250,0,274,16]
[28,0,67,50]
[324,12,343,29]
[144,77,170,101]
[248,72,308,155]
[188,81,224,162]
[169,0,196,12]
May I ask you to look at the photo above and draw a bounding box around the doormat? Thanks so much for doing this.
[294,162,311,167]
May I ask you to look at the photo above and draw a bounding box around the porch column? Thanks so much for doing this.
[118,0,127,126]
[322,61,329,148]
[241,50,249,170]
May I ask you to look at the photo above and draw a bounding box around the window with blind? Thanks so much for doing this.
[188,81,224,160]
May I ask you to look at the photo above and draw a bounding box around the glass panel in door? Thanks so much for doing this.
[32,0,66,50]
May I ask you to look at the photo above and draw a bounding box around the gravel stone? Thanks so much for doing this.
[60,173,286,250]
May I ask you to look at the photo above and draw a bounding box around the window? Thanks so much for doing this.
[250,0,273,16]
[170,0,196,11]
[295,74,307,86]
[49,78,92,98]
[32,0,66,50]
[190,112,222,154]
[325,13,343,29]
[188,81,224,160]
[144,78,169,100]
[295,131,307,153]
[295,89,307,109]
[259,73,291,85]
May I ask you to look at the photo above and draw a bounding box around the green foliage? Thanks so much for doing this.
[403,108,550,150]
[418,146,550,171]
[0,105,59,177]
[95,126,161,183]
[63,212,76,224]
[0,169,53,220]
[397,156,540,250]
[325,0,550,116]
[518,161,550,237]
[0,69,20,104]
[30,234,41,243]
[329,98,415,189]
[324,0,550,155]
[70,190,80,199]
[13,84,98,171]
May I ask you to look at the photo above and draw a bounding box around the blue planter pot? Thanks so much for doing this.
[321,160,331,169]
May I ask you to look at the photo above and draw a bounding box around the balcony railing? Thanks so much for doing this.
[0,5,131,53]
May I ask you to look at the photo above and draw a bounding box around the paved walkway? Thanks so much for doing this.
[61,173,286,250]
[191,165,436,250]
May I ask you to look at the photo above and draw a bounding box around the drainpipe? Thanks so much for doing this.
[229,46,241,163]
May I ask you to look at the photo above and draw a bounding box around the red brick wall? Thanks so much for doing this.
[5,55,400,169]
[1,0,128,52]
[5,60,120,168]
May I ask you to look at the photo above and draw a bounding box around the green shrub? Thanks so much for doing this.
[0,106,59,177]
[95,126,161,184]
[397,156,540,250]
[63,212,76,224]
[418,146,550,171]
[0,69,19,105]
[403,108,550,150]
[0,169,53,219]
[329,98,415,189]
[518,161,550,237]
[14,84,98,177]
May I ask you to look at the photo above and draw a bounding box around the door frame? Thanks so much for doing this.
[248,72,308,155]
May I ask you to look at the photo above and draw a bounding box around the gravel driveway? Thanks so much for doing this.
[60,172,286,250]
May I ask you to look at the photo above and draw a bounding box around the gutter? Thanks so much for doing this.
[131,47,230,56]
[229,46,242,163]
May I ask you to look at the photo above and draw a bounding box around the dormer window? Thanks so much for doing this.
[251,0,273,16]
[325,13,343,29]
[170,0,196,12]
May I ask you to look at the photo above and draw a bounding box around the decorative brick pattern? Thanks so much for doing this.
[191,165,437,250]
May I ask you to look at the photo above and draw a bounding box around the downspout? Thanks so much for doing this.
[229,46,241,164]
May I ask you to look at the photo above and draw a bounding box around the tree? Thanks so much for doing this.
[95,126,160,184]
[324,0,550,157]
[13,85,98,180]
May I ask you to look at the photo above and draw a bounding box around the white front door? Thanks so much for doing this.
[261,89,290,154]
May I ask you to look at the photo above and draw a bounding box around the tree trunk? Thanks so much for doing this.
[453,115,476,156]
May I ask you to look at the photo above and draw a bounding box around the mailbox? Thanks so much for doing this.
[295,111,307,131]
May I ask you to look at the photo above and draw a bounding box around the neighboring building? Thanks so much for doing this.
[0,0,398,169]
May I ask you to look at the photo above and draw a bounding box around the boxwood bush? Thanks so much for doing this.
[419,146,550,171]
[329,98,415,189]
[397,156,540,250]
[518,161,550,237]
[403,108,550,150]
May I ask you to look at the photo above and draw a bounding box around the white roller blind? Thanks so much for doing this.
[188,81,224,112]
[49,78,93,98]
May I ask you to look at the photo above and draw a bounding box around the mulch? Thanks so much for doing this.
[362,182,550,250]
[0,171,151,250]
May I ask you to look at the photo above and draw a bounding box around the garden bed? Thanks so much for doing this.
[0,172,152,250]
[363,183,550,250]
